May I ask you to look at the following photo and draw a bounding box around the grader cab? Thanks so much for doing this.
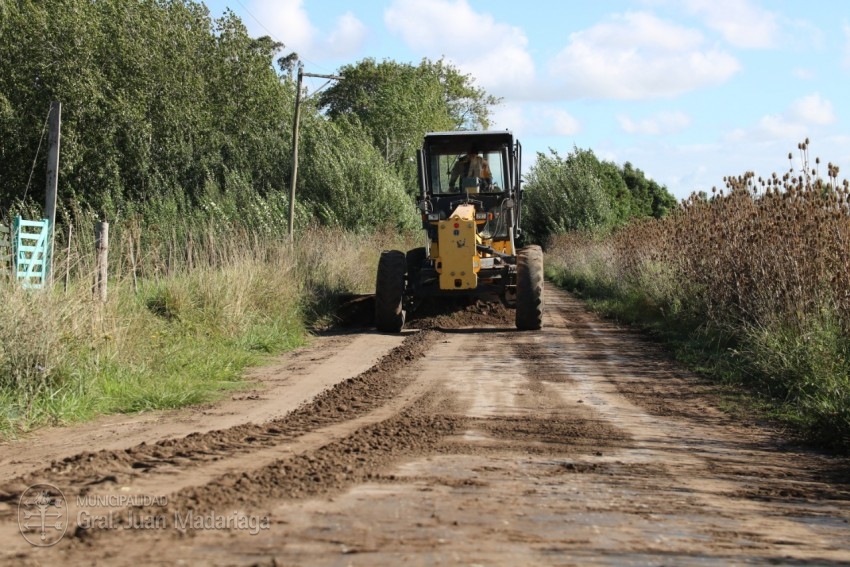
[375,130,543,332]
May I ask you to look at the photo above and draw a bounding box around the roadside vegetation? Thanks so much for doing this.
[545,140,850,451]
[0,0,476,435]
[521,147,677,243]
[0,207,416,435]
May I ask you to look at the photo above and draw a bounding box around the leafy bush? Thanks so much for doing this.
[521,147,676,243]
[523,149,614,242]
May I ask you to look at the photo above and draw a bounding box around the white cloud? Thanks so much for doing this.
[548,12,741,100]
[618,111,691,135]
[684,0,779,48]
[546,109,582,136]
[489,104,581,137]
[384,0,535,95]
[248,0,314,50]
[489,103,526,132]
[519,106,582,136]
[756,114,808,141]
[781,18,825,51]
[725,93,837,144]
[324,12,368,58]
[790,93,835,125]
[246,0,366,61]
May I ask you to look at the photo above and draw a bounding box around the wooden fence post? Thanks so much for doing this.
[95,221,108,302]
[0,222,10,281]
[63,224,72,293]
[128,229,138,294]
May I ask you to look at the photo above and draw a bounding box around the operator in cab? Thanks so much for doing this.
[449,149,493,192]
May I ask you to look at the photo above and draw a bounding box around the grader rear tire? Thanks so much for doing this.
[515,245,544,330]
[375,250,407,332]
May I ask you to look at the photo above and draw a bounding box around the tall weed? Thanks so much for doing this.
[547,140,850,449]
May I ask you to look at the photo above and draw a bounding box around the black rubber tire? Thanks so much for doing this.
[515,245,544,330]
[375,250,407,332]
[406,247,426,274]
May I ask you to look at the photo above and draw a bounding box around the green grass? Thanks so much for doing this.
[547,262,850,452]
[0,221,418,438]
[0,276,307,437]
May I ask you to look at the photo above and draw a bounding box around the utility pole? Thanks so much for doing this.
[288,65,342,241]
[44,101,61,284]
[288,65,303,242]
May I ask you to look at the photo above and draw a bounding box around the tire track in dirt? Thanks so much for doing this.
[4,289,850,565]
[0,331,403,481]
[0,302,516,561]
[175,304,650,566]
[545,293,850,501]
[0,330,438,501]
[180,289,848,566]
[62,391,468,551]
[524,290,850,562]
[0,329,440,557]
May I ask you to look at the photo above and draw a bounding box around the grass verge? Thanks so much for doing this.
[546,257,850,453]
[0,225,415,438]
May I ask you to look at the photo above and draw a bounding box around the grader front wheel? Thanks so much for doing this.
[375,250,407,332]
[515,245,544,330]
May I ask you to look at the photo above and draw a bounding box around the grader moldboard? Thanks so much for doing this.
[375,130,543,332]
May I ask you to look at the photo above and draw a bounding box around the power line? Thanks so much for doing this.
[232,0,329,72]
[23,109,50,203]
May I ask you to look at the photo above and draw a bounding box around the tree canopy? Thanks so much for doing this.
[317,58,500,192]
[0,1,293,212]
[0,0,420,231]
[0,0,670,239]
[522,147,679,243]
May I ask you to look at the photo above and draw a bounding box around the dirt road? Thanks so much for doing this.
[1,287,848,565]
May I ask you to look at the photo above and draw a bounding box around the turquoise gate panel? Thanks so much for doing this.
[13,216,50,289]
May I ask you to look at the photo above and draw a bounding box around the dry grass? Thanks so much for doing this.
[548,140,850,449]
[0,219,411,435]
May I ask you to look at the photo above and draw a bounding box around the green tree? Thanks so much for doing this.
[0,0,421,234]
[522,148,614,243]
[594,158,633,225]
[0,0,293,214]
[297,110,418,231]
[521,148,678,243]
[620,162,678,218]
[318,57,500,192]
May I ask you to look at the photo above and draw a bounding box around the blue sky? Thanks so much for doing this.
[203,0,850,200]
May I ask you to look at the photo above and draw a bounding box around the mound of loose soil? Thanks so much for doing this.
[335,294,515,330]
[408,298,514,329]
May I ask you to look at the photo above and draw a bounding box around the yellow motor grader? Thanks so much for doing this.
[375,130,543,332]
